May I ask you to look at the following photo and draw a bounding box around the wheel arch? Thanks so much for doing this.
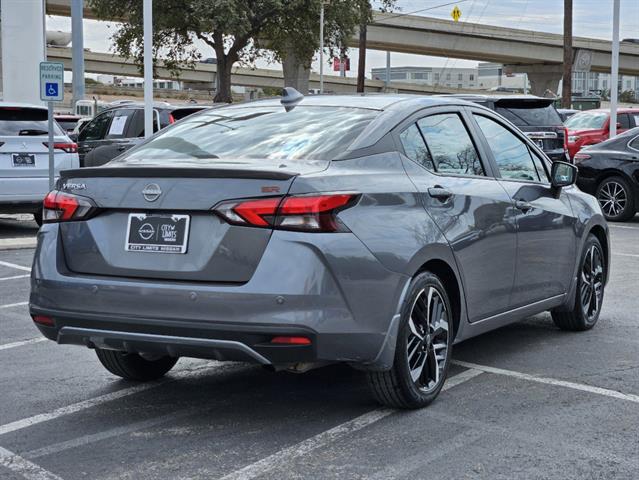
[588,224,610,285]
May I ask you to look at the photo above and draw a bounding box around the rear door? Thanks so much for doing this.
[397,107,517,322]
[470,110,577,307]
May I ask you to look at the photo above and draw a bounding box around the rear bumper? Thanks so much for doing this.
[30,224,409,368]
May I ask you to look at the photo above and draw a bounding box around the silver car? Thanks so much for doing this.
[0,102,79,224]
[30,94,609,409]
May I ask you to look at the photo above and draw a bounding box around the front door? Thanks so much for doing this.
[471,111,577,307]
[398,110,518,323]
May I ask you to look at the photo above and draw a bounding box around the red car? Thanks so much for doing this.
[565,108,639,158]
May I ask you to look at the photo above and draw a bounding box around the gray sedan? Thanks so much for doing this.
[30,93,609,409]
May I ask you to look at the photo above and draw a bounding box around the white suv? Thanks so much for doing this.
[0,103,79,225]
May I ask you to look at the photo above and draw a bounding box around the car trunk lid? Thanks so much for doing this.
[58,159,328,282]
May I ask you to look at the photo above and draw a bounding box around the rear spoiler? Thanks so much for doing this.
[494,98,556,108]
[59,166,297,181]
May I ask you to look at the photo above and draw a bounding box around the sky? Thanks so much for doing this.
[47,0,639,80]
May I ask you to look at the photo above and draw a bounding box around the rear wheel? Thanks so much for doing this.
[367,272,453,409]
[552,234,605,331]
[95,349,178,381]
[596,176,635,222]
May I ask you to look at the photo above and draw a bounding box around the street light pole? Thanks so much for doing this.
[143,0,153,139]
[609,0,620,138]
[71,0,85,113]
[319,1,325,94]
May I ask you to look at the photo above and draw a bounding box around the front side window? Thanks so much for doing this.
[122,106,378,163]
[79,111,113,141]
[105,109,136,139]
[399,124,435,171]
[474,114,541,182]
[417,114,484,176]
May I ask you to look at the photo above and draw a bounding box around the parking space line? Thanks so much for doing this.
[609,224,639,230]
[0,274,30,281]
[0,338,47,352]
[0,446,63,480]
[0,260,31,272]
[0,238,37,251]
[0,362,237,437]
[219,368,483,480]
[453,360,639,404]
[0,301,28,310]
[614,252,639,258]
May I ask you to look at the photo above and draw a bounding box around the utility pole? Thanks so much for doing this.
[143,0,153,138]
[319,1,325,93]
[356,1,367,93]
[561,0,573,108]
[610,0,620,138]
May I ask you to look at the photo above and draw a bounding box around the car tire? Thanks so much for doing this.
[33,207,43,227]
[596,176,635,222]
[367,271,453,409]
[552,234,605,331]
[95,349,178,381]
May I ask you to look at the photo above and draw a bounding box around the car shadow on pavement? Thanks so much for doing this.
[0,214,39,238]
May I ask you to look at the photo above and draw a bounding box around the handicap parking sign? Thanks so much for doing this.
[40,62,64,101]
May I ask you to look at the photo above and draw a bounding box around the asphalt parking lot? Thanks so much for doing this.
[1,215,638,480]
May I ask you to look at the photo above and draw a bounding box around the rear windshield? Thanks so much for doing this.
[564,111,608,129]
[123,106,378,162]
[494,103,562,127]
[0,107,64,136]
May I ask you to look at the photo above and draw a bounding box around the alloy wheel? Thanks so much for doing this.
[406,286,449,393]
[580,244,604,322]
[597,181,627,218]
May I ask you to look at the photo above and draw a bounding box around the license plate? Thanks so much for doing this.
[12,153,35,167]
[125,214,190,254]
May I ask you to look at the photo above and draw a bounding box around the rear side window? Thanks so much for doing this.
[0,107,63,136]
[79,111,113,141]
[399,124,435,171]
[630,136,639,150]
[495,102,562,127]
[474,114,541,182]
[619,114,631,130]
[417,113,484,176]
[124,106,378,162]
[128,110,160,138]
[105,109,136,139]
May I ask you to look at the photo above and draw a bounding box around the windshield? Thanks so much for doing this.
[0,107,64,136]
[494,103,562,127]
[122,106,378,162]
[565,112,608,130]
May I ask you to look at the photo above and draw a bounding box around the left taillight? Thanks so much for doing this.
[43,190,96,223]
[43,142,78,153]
[214,193,357,233]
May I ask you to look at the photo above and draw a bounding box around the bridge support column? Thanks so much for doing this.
[1,0,45,103]
[505,64,563,97]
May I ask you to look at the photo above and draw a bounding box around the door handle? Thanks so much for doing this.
[514,200,533,213]
[428,186,452,201]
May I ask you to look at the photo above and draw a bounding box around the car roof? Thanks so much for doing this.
[574,108,639,114]
[102,102,175,112]
[0,101,47,110]
[441,94,557,106]
[221,94,475,112]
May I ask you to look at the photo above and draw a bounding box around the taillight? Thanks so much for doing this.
[169,113,176,124]
[214,193,357,232]
[573,153,591,164]
[270,336,312,345]
[43,190,96,223]
[31,315,54,327]
[43,142,78,153]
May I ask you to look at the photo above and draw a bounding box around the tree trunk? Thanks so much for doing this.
[561,0,573,108]
[214,55,234,103]
[282,41,311,93]
[356,20,367,93]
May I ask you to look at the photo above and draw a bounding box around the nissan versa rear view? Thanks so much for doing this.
[29,93,609,409]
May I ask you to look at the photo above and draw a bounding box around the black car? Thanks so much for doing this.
[575,127,639,221]
[445,95,569,162]
[74,103,176,167]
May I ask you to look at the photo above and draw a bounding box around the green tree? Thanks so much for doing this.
[88,0,285,103]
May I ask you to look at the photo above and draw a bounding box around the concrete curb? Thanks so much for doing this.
[0,238,37,251]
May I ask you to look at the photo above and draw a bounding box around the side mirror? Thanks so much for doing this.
[551,161,577,189]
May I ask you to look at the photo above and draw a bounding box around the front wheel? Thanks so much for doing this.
[95,349,178,381]
[552,234,605,331]
[367,272,453,409]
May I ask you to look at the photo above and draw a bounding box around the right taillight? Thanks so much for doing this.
[43,190,96,223]
[214,193,357,233]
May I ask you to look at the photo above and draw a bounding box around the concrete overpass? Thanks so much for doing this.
[46,46,474,95]
[46,0,639,95]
